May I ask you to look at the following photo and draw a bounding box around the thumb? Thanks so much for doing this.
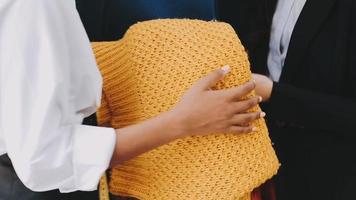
[195,65,230,91]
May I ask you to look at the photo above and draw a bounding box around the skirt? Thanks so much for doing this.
[0,154,99,200]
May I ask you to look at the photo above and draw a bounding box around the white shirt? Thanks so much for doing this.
[0,0,116,193]
[267,0,307,82]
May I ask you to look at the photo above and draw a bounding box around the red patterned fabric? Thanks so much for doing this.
[252,180,276,200]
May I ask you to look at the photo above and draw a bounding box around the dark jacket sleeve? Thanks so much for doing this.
[265,82,356,133]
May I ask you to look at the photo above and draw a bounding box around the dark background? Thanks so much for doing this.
[76,0,216,41]
[75,0,267,42]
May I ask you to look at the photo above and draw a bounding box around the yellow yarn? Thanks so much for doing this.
[93,19,279,200]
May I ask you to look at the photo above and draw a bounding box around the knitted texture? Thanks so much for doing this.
[93,19,280,200]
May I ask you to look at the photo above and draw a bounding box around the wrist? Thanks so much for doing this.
[264,81,277,102]
[266,80,273,101]
[162,110,188,139]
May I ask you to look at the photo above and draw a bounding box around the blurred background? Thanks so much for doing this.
[75,0,268,42]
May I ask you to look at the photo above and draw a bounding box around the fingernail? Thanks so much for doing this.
[221,65,231,75]
[258,96,263,102]
[260,112,266,118]
[252,127,258,132]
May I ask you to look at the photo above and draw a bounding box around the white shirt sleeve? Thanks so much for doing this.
[0,0,116,193]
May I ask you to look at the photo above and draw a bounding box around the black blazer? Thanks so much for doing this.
[219,0,356,199]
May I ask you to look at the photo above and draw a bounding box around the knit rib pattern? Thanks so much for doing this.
[93,19,280,200]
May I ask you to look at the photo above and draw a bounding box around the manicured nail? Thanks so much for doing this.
[258,96,263,102]
[252,127,258,132]
[260,112,266,118]
[221,65,231,75]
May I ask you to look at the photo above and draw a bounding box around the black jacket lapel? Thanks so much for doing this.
[279,0,337,83]
[264,0,278,25]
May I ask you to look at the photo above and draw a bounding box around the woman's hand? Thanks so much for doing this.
[111,66,265,166]
[252,73,273,102]
[169,66,265,137]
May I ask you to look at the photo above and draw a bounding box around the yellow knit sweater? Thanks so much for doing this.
[93,19,279,200]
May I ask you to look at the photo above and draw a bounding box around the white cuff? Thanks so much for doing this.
[60,125,116,193]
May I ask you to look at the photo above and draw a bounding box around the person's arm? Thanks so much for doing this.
[253,40,356,134]
[265,81,355,132]
[0,0,116,193]
[110,69,264,166]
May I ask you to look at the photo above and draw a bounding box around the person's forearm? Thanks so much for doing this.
[109,111,182,167]
[108,69,263,167]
